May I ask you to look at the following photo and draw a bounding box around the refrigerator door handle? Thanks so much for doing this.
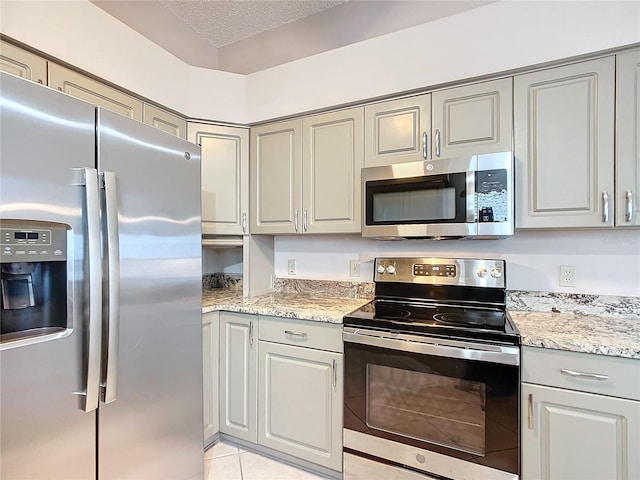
[80,167,102,413]
[101,171,120,404]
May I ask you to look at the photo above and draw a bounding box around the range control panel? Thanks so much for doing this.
[374,257,505,288]
[1,223,68,263]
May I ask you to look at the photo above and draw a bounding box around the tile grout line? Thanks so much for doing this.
[238,451,244,480]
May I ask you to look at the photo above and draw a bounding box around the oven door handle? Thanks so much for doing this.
[343,327,520,366]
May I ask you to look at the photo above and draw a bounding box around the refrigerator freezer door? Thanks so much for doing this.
[96,109,203,479]
[0,73,97,478]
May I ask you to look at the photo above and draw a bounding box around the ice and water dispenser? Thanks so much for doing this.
[1,222,69,344]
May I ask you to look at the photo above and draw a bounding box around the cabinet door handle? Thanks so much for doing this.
[602,191,609,223]
[422,132,428,159]
[242,212,247,233]
[332,359,337,389]
[626,190,633,222]
[527,393,534,430]
[560,368,609,380]
[284,330,307,339]
[249,321,254,347]
[435,129,441,158]
[303,208,308,232]
[294,209,299,232]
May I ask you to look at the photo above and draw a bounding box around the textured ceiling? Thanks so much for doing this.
[91,0,494,74]
[157,0,348,48]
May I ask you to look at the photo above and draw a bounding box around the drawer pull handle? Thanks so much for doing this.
[527,393,534,430]
[284,330,307,339]
[560,369,609,380]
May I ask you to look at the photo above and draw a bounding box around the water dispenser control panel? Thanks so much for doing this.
[1,223,67,262]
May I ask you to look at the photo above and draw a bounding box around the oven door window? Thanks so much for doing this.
[365,173,469,225]
[366,364,486,455]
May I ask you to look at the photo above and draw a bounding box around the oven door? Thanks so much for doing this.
[343,327,520,480]
[362,157,476,238]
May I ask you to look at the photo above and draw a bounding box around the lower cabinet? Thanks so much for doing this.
[202,312,220,446]
[521,346,640,480]
[259,341,343,471]
[218,311,344,473]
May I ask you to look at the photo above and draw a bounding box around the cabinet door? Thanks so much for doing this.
[143,104,186,139]
[189,123,249,235]
[219,312,257,443]
[302,107,364,234]
[48,63,143,121]
[522,383,640,480]
[250,119,302,234]
[364,94,431,167]
[514,57,615,228]
[258,341,343,472]
[0,40,47,85]
[616,49,640,227]
[202,312,219,445]
[431,78,512,159]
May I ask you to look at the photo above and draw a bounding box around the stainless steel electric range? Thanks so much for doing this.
[343,257,520,480]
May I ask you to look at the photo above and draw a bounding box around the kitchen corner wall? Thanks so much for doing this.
[274,230,640,297]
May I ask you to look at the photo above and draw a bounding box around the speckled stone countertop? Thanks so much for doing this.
[511,311,640,359]
[202,288,370,324]
[202,279,640,359]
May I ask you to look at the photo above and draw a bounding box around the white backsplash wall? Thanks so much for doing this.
[274,230,640,296]
[202,247,243,275]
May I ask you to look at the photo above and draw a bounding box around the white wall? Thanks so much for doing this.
[247,0,640,122]
[0,0,248,123]
[274,230,640,296]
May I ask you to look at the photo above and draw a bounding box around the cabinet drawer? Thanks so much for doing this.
[259,316,343,353]
[522,346,640,400]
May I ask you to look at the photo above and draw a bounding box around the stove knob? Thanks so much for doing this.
[376,264,386,274]
[386,265,396,275]
[490,268,503,279]
[476,267,488,278]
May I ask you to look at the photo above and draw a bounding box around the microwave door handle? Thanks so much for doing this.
[100,171,120,404]
[467,170,476,222]
[77,167,102,413]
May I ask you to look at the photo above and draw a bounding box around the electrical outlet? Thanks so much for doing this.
[350,260,361,277]
[559,265,576,287]
[287,259,296,275]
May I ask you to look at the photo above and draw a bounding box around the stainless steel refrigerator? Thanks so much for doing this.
[0,72,204,479]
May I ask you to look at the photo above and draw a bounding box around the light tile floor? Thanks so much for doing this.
[205,440,330,480]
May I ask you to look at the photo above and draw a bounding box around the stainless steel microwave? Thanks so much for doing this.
[362,152,514,239]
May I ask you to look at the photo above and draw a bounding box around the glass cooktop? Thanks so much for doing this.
[343,299,520,345]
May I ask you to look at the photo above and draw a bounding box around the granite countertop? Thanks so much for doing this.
[202,285,640,359]
[202,288,370,324]
[511,310,640,360]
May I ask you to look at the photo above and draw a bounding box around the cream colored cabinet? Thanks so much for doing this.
[143,104,186,139]
[0,40,47,84]
[250,108,363,234]
[48,63,143,121]
[364,94,431,167]
[219,312,258,443]
[522,347,640,480]
[258,316,344,472]
[431,78,513,159]
[202,311,219,446]
[189,123,249,235]
[514,57,616,229]
[616,49,640,227]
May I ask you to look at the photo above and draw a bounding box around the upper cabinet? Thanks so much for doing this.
[431,78,513,159]
[143,104,186,139]
[48,63,143,121]
[514,57,616,229]
[189,123,249,235]
[615,49,640,227]
[364,94,431,167]
[250,107,363,234]
[0,40,47,84]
